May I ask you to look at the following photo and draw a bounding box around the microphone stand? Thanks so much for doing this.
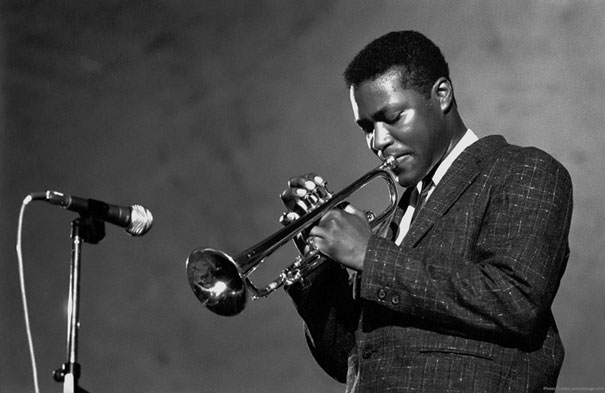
[53,215,104,393]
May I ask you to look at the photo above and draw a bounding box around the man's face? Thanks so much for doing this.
[350,71,451,188]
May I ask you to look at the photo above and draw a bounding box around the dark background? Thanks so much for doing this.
[2,1,603,392]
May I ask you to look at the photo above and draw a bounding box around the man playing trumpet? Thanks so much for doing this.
[280,30,573,393]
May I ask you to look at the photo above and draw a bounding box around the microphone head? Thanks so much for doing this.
[127,205,153,236]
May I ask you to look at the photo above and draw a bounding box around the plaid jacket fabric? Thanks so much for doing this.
[287,135,573,393]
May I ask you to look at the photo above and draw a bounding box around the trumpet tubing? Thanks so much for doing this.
[186,156,399,316]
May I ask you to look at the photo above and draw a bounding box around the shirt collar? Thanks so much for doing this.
[430,129,478,187]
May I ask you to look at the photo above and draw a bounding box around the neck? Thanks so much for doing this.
[427,107,467,182]
[444,107,468,157]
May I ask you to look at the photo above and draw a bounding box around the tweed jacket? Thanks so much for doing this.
[287,135,573,393]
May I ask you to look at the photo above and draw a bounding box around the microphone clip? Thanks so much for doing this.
[74,214,106,244]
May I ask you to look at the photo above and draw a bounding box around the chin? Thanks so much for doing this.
[395,174,417,188]
[395,168,426,188]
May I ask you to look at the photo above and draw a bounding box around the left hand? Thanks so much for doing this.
[307,203,372,271]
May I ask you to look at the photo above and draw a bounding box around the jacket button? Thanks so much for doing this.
[391,295,400,305]
[377,289,386,300]
[361,347,373,359]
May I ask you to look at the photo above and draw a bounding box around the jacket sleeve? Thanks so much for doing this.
[359,148,573,342]
[285,261,359,383]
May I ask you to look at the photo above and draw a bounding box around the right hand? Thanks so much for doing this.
[279,173,331,252]
[279,173,373,271]
[279,173,331,224]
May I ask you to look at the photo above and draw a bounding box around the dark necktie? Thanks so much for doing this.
[412,178,434,222]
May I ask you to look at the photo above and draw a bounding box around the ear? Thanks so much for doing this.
[432,77,454,113]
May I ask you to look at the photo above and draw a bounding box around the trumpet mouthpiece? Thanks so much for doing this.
[383,156,397,169]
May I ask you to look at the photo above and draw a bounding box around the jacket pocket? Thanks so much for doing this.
[418,346,495,361]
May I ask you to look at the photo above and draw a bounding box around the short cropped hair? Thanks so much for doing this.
[343,30,450,98]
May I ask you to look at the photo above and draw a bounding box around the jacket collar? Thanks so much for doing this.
[399,135,508,247]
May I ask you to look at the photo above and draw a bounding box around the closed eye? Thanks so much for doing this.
[383,111,403,125]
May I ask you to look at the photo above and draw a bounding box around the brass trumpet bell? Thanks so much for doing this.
[187,248,247,316]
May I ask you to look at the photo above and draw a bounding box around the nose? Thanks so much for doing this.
[372,123,393,153]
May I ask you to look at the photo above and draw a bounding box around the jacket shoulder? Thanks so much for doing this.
[468,135,571,181]
[467,135,572,194]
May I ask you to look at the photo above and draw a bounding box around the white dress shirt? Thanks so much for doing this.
[395,129,478,245]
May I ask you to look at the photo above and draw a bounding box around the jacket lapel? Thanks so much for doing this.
[401,136,506,247]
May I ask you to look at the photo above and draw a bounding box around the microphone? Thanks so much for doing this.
[29,190,153,236]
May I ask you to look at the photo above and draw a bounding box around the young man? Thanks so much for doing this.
[280,31,572,392]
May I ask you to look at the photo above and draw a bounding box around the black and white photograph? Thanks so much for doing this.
[1,1,603,392]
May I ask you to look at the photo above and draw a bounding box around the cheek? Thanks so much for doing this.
[424,125,447,162]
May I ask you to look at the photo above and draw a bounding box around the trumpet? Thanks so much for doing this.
[186,156,399,316]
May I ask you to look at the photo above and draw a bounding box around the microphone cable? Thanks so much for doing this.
[16,194,41,393]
